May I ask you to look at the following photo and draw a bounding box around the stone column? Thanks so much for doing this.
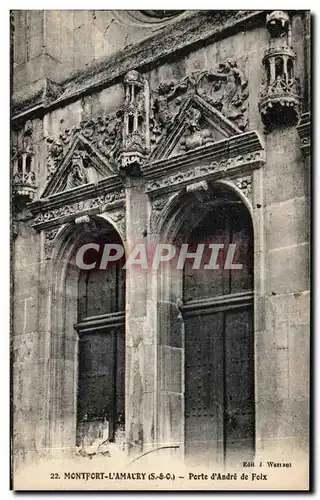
[125,176,156,457]
[256,126,309,466]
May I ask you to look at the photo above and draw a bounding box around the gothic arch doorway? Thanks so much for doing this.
[49,217,126,456]
[157,183,255,467]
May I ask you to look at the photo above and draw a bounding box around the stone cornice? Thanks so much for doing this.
[12,10,264,122]
[142,130,265,196]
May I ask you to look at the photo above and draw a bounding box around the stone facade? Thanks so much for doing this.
[11,10,310,481]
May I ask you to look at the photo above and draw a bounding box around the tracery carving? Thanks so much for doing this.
[120,70,150,172]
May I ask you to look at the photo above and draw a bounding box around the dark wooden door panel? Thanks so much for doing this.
[184,307,254,465]
[185,312,224,465]
[224,307,255,464]
[78,331,116,421]
[77,326,125,444]
[183,200,254,464]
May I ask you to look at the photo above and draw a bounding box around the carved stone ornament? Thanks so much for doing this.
[149,193,177,234]
[107,211,126,237]
[259,11,301,130]
[234,175,252,199]
[66,150,88,189]
[179,107,214,153]
[34,189,125,227]
[46,112,123,185]
[297,112,311,157]
[186,180,210,202]
[44,227,61,259]
[150,58,249,150]
[46,136,63,181]
[146,151,263,194]
[43,60,249,191]
[60,113,123,163]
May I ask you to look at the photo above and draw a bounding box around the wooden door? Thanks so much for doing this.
[75,231,125,449]
[183,203,254,466]
[77,325,125,444]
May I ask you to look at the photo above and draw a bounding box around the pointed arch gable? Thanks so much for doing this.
[150,94,242,162]
[42,134,118,198]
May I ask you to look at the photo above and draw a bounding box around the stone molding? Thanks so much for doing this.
[144,130,264,196]
[31,176,125,230]
[147,131,262,234]
[43,133,119,197]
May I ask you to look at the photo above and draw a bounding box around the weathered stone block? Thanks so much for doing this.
[159,346,182,393]
[266,197,309,250]
[267,243,309,295]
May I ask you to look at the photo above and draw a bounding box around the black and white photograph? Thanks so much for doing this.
[10,9,311,491]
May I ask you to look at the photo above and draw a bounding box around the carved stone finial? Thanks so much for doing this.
[266,11,290,37]
[259,11,300,130]
[120,70,150,174]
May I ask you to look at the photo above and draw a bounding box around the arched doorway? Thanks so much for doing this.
[182,198,254,466]
[157,183,255,467]
[50,217,126,456]
[75,227,125,454]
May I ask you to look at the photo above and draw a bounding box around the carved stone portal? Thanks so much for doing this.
[259,11,301,130]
